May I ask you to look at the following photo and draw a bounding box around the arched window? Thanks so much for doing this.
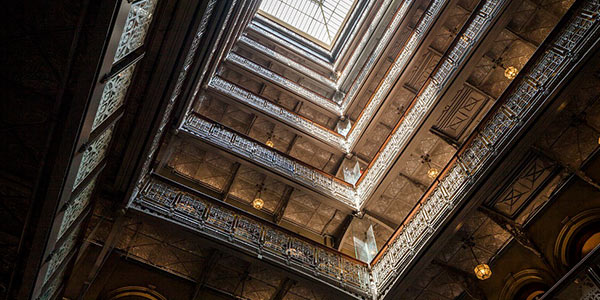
[554,209,600,271]
[512,282,549,300]
[104,286,167,300]
[499,269,554,300]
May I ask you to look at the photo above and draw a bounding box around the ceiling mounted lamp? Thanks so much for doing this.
[504,66,518,80]
[266,129,275,148]
[427,167,439,179]
[252,197,264,209]
[253,183,265,210]
[421,154,439,180]
[463,237,492,280]
[474,263,492,280]
[265,139,274,148]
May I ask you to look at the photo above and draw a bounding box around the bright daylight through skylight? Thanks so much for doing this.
[258,0,357,48]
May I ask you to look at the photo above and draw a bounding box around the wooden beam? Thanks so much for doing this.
[76,210,127,299]
[221,162,241,201]
[270,278,296,300]
[273,186,293,224]
[285,135,299,155]
[430,127,461,149]
[192,249,222,300]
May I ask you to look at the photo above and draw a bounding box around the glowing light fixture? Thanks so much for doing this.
[427,167,439,179]
[463,237,492,280]
[253,183,265,210]
[252,197,264,209]
[421,154,440,180]
[474,263,492,280]
[266,128,275,148]
[266,139,274,148]
[504,66,518,80]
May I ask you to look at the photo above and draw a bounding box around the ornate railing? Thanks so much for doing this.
[126,0,600,298]
[207,77,350,151]
[237,35,337,90]
[200,0,509,209]
[335,0,394,86]
[180,113,358,208]
[354,0,506,203]
[226,52,341,114]
[339,0,415,113]
[132,176,371,296]
[215,0,448,154]
[342,0,446,148]
[371,0,600,295]
[247,23,332,71]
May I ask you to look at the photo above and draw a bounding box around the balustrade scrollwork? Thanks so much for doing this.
[133,177,371,294]
[226,52,341,114]
[207,0,494,211]
[238,36,336,90]
[371,0,600,295]
[128,0,599,297]
[180,113,358,208]
[113,0,158,62]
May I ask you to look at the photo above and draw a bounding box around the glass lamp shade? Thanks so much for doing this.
[504,66,518,80]
[252,198,264,209]
[427,167,439,179]
[265,139,274,148]
[474,263,492,280]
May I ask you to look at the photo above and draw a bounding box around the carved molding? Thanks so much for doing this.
[197,0,513,211]
[132,176,370,295]
[180,114,357,208]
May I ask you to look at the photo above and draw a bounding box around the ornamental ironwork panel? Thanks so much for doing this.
[372,0,600,294]
[206,206,235,231]
[316,248,341,278]
[73,125,115,189]
[234,216,262,244]
[58,177,97,239]
[227,52,340,114]
[92,62,137,130]
[238,36,336,90]
[133,177,371,294]
[181,114,358,208]
[263,227,289,256]
[288,238,315,266]
[175,193,207,218]
[43,226,79,284]
[113,0,158,62]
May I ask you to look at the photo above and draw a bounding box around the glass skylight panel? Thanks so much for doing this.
[259,0,357,48]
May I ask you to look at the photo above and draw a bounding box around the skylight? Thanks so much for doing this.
[258,0,357,48]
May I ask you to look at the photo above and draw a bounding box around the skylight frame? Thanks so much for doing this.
[257,0,360,50]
